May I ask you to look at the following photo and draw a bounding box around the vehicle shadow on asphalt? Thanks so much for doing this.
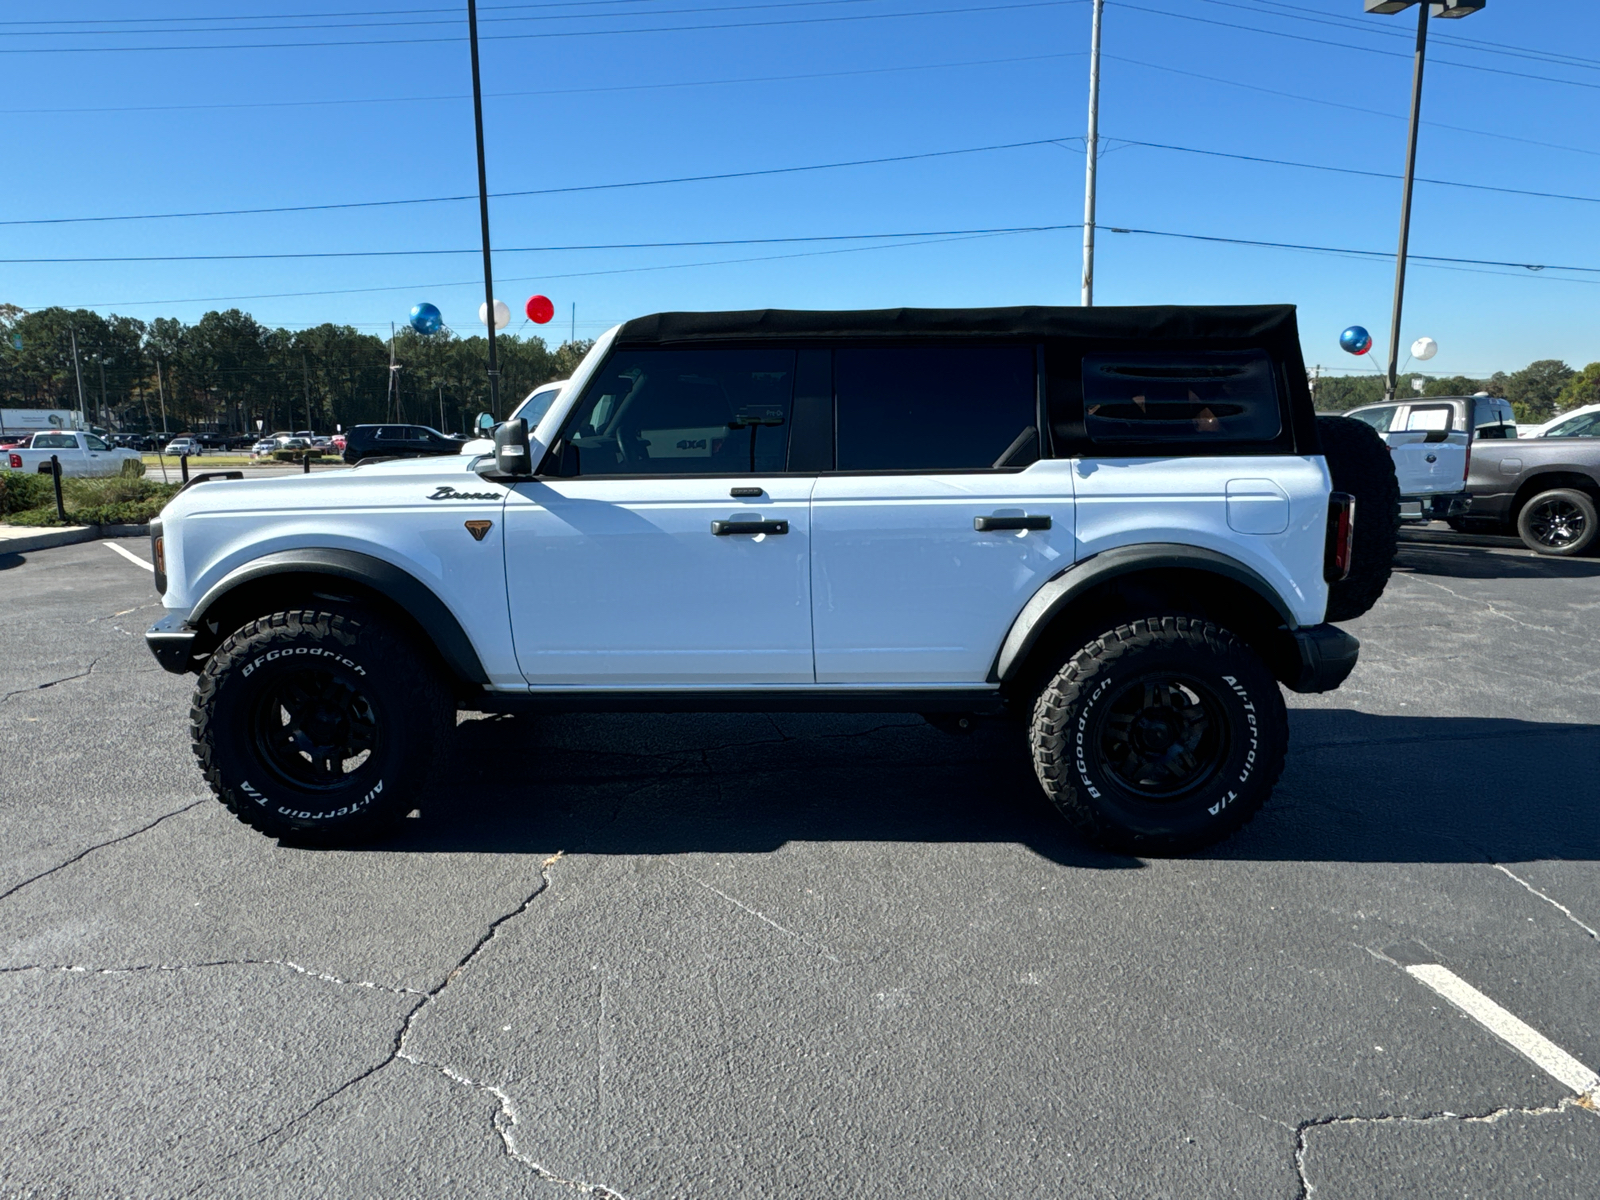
[364,708,1598,868]
[1393,543,1600,581]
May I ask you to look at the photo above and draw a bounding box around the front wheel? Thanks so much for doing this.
[1516,488,1597,556]
[190,608,453,843]
[1029,617,1288,855]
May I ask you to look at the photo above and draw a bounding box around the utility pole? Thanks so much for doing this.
[302,352,313,431]
[69,327,88,428]
[571,302,576,345]
[386,323,401,422]
[467,0,501,417]
[1081,0,1104,306]
[98,356,108,430]
[155,358,169,436]
[1384,2,1428,400]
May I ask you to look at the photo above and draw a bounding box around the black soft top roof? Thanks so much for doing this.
[616,304,1300,346]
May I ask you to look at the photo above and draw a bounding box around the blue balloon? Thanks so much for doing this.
[409,302,443,336]
[1339,325,1372,356]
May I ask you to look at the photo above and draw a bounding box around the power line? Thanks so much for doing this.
[1103,52,1600,161]
[0,137,1077,226]
[0,0,928,39]
[6,49,1081,115]
[10,219,1598,274]
[11,123,1598,230]
[0,225,1084,262]
[0,0,770,26]
[1116,0,1600,94]
[0,0,1085,54]
[1107,139,1600,207]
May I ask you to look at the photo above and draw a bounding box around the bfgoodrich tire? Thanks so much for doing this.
[1030,617,1288,855]
[190,608,453,843]
[1516,488,1598,557]
[1317,415,1400,622]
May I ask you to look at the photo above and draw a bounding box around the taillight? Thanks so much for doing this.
[7,453,19,469]
[1325,492,1355,583]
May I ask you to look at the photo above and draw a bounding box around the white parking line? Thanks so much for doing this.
[103,540,153,573]
[1407,963,1600,1098]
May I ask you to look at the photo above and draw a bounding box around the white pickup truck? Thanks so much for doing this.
[3,430,143,478]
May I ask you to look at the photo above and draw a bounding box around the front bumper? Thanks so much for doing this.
[1283,624,1360,694]
[146,612,198,674]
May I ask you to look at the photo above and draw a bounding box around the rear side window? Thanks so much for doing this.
[560,348,795,476]
[1402,405,1453,432]
[36,432,76,449]
[1083,351,1281,443]
[834,346,1036,472]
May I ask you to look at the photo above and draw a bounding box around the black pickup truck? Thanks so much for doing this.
[1454,435,1600,556]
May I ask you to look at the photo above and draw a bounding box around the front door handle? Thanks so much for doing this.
[712,519,789,536]
[974,514,1051,532]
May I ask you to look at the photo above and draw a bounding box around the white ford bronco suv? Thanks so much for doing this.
[146,306,1391,854]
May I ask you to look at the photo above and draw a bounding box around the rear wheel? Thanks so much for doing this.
[1030,617,1288,855]
[190,607,453,843]
[1516,488,1597,556]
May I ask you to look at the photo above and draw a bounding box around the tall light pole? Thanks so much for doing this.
[1081,0,1104,306]
[1364,1,1486,398]
[466,0,501,416]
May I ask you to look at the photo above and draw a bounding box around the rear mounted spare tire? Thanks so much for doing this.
[1317,416,1399,622]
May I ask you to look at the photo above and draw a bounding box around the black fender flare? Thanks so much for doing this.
[187,548,489,685]
[992,543,1298,682]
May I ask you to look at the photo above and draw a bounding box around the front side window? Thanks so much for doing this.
[1546,412,1600,438]
[514,386,562,430]
[834,346,1036,472]
[1346,406,1397,433]
[84,435,109,450]
[1083,350,1281,443]
[558,349,795,476]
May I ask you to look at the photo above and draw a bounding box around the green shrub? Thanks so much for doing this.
[1,474,180,526]
[271,448,322,462]
[0,470,54,515]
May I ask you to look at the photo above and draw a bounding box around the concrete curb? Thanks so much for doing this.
[0,523,151,556]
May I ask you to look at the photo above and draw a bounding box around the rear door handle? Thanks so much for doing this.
[974,514,1051,532]
[711,519,789,536]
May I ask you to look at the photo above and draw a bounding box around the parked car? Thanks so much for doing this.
[1338,395,1516,521]
[148,303,1389,853]
[1454,432,1600,555]
[4,430,143,477]
[340,423,468,464]
[1518,403,1600,440]
[164,436,204,457]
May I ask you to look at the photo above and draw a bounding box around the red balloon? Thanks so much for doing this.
[525,294,555,324]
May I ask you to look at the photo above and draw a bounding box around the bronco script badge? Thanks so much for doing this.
[427,485,501,501]
[464,520,493,542]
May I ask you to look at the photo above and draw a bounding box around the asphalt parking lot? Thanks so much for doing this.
[2,533,1596,1198]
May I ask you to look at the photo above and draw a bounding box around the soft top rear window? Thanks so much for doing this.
[1082,350,1282,444]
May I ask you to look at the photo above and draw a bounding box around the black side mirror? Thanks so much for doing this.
[493,418,532,476]
[475,412,496,436]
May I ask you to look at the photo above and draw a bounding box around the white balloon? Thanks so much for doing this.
[479,299,511,330]
[1410,336,1438,361]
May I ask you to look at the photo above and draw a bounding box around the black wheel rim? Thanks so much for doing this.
[250,667,380,791]
[1094,673,1229,801]
[1527,498,1586,549]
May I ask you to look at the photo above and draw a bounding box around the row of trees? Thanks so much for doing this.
[1313,359,1600,423]
[0,304,590,436]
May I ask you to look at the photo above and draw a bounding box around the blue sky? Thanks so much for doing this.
[2,0,1596,379]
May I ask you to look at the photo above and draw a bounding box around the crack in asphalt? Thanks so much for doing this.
[1292,1098,1597,1197]
[241,850,630,1199]
[0,656,103,706]
[0,958,426,997]
[1489,864,1599,940]
[0,800,204,904]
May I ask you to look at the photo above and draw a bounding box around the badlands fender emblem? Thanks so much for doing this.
[464,520,493,541]
[427,485,501,501]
